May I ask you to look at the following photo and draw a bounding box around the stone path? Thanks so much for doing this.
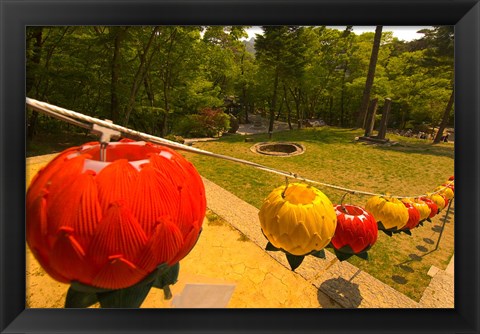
[419,256,454,307]
[237,114,291,135]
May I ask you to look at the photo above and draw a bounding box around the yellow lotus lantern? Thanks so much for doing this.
[259,183,337,270]
[427,192,446,211]
[434,186,454,200]
[365,196,409,235]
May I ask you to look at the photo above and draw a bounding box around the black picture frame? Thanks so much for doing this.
[1,0,479,333]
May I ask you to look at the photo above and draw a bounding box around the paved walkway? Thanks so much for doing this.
[419,256,454,307]
[237,114,291,135]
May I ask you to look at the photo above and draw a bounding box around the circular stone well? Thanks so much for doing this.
[251,142,305,157]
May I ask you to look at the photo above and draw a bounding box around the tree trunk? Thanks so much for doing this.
[288,87,302,128]
[239,50,250,124]
[283,85,293,130]
[110,27,127,123]
[328,95,334,125]
[26,27,44,140]
[433,90,454,143]
[377,98,392,140]
[144,75,155,107]
[355,26,383,129]
[123,26,160,126]
[364,98,378,137]
[26,27,43,96]
[340,60,349,127]
[242,86,249,123]
[27,27,70,139]
[159,28,179,137]
[275,91,285,120]
[269,68,279,133]
[162,80,170,137]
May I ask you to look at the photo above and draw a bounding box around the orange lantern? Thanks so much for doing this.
[27,139,206,306]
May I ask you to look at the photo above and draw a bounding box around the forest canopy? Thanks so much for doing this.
[26,26,454,140]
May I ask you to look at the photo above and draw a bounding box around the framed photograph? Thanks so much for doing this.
[1,0,479,333]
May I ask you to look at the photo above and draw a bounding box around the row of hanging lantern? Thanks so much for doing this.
[26,136,454,304]
[259,177,454,270]
[25,99,455,307]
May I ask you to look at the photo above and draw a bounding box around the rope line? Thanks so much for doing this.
[26,98,454,199]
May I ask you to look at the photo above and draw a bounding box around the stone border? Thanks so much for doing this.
[250,142,306,157]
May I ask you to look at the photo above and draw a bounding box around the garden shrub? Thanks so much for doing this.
[164,134,185,144]
[175,108,230,138]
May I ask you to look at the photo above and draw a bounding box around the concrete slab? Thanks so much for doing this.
[427,266,441,278]
[171,283,236,308]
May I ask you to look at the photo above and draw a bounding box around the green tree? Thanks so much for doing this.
[418,26,454,143]
[356,26,383,128]
[255,26,308,133]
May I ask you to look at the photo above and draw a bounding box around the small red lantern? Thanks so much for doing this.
[27,139,206,293]
[441,194,450,208]
[420,197,438,219]
[331,204,378,260]
[401,202,421,232]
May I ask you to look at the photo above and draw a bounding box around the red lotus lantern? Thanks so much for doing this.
[400,202,421,233]
[331,204,378,261]
[420,197,438,220]
[441,194,450,208]
[26,139,206,307]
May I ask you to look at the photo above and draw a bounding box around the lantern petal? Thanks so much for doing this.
[26,190,48,255]
[92,255,148,290]
[96,160,139,213]
[136,216,184,271]
[131,164,180,236]
[170,225,201,264]
[27,146,81,202]
[276,203,300,236]
[88,201,148,267]
[46,171,101,249]
[148,151,185,186]
[290,221,311,248]
[44,155,88,201]
[259,199,283,233]
[49,227,93,284]
[308,233,325,252]
[176,184,197,236]
[73,172,103,248]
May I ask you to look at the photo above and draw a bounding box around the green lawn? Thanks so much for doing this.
[182,126,455,302]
